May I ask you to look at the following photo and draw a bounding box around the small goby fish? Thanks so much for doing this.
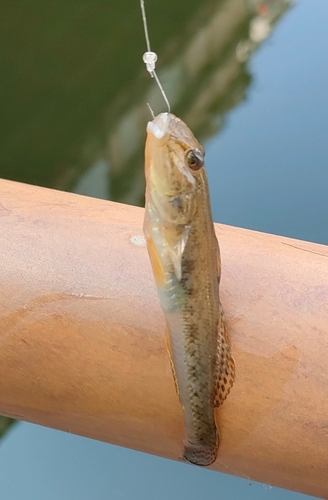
[143,112,235,466]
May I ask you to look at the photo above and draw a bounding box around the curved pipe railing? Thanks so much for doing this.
[0,179,327,497]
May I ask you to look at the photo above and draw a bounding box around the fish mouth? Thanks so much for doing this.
[147,112,170,139]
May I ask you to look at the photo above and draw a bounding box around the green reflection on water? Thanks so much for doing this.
[0,417,16,439]
[0,0,291,207]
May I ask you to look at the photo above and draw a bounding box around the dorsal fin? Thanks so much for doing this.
[215,304,236,406]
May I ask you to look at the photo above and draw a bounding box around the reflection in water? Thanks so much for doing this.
[73,159,109,199]
[75,0,292,206]
[0,0,292,208]
[0,416,16,438]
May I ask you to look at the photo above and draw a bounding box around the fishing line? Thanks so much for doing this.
[146,102,155,119]
[140,0,171,113]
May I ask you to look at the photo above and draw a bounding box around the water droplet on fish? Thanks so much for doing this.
[130,235,146,247]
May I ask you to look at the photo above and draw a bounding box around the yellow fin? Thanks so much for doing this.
[215,306,235,407]
[147,236,165,287]
[165,328,179,395]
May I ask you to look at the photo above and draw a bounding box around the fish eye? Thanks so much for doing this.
[186,149,204,171]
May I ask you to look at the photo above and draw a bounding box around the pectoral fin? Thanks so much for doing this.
[164,225,190,281]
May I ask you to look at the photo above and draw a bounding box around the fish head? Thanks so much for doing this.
[145,112,205,225]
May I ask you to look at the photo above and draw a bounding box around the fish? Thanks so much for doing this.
[143,112,235,466]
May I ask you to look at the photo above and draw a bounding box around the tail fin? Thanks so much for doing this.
[183,433,219,466]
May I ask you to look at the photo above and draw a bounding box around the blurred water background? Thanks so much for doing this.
[0,0,327,498]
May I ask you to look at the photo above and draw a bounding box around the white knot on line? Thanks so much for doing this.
[143,51,157,75]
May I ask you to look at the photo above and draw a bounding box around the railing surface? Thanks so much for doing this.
[0,179,327,498]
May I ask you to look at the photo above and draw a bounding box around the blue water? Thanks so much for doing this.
[0,423,312,500]
[207,1,328,245]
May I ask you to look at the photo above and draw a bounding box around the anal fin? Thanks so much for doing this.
[165,327,179,395]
